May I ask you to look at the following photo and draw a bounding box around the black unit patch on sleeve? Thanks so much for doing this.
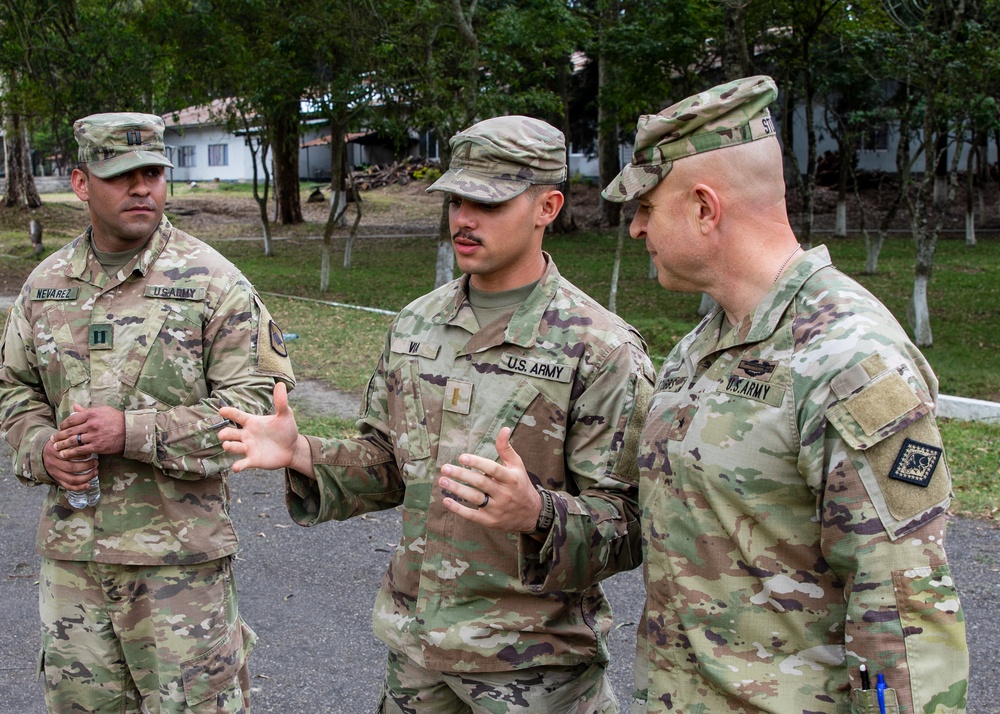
[889,438,942,487]
[269,320,288,357]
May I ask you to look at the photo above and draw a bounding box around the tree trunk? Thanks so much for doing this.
[906,106,962,349]
[29,219,43,255]
[799,74,817,249]
[608,219,625,314]
[434,194,454,288]
[908,271,933,347]
[345,177,364,273]
[550,62,576,234]
[241,112,273,257]
[259,208,274,257]
[720,1,750,78]
[834,137,851,237]
[780,86,805,232]
[976,133,987,218]
[965,136,976,246]
[3,112,42,209]
[271,101,304,225]
[320,118,346,288]
[597,0,621,228]
[932,130,948,208]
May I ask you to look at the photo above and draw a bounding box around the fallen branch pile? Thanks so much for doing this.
[350,157,440,191]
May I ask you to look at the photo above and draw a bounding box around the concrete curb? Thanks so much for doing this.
[938,394,1000,424]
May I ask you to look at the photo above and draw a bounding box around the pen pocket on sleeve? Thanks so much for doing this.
[851,688,899,714]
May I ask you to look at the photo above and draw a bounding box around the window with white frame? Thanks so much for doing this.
[177,146,196,167]
[208,144,228,167]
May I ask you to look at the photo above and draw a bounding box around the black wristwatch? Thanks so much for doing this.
[533,487,555,534]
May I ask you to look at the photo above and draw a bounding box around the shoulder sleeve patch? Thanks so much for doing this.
[889,438,943,487]
[269,320,288,357]
[863,416,951,523]
[253,295,295,384]
[826,358,950,533]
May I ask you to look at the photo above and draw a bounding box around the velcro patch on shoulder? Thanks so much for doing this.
[889,438,942,487]
[844,370,920,436]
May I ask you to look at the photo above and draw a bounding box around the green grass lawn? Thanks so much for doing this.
[218,229,1000,397]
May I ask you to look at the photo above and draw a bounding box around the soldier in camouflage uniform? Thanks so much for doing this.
[0,113,295,713]
[602,76,969,713]
[218,115,655,713]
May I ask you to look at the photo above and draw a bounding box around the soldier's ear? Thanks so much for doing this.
[534,189,564,228]
[689,184,720,235]
[71,168,91,203]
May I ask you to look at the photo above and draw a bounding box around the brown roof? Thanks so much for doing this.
[162,98,248,128]
[301,131,373,148]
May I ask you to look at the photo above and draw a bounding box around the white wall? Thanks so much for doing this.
[787,102,998,175]
[164,124,263,184]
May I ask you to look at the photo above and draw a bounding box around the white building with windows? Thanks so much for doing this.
[161,101,269,184]
[160,100,421,185]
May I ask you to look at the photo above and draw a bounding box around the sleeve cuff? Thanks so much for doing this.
[123,409,159,462]
[27,428,58,484]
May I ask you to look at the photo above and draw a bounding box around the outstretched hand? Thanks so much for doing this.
[438,427,542,534]
[218,381,312,474]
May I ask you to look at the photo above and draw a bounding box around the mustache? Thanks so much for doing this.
[452,229,483,244]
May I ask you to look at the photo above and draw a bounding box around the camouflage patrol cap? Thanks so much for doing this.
[426,115,567,205]
[74,112,174,179]
[602,76,778,202]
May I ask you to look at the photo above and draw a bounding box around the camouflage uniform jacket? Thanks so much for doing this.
[286,255,655,672]
[636,246,967,713]
[0,218,295,566]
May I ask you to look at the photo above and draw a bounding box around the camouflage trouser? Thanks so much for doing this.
[378,649,618,714]
[38,556,256,714]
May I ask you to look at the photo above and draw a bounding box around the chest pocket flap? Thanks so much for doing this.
[471,380,540,463]
[121,301,205,406]
[38,304,90,396]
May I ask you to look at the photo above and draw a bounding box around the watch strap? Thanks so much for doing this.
[533,487,555,534]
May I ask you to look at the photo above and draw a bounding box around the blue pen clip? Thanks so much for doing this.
[876,672,887,714]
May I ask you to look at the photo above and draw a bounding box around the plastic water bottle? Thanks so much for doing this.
[66,456,100,509]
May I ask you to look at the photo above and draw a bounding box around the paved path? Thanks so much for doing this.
[0,380,997,712]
